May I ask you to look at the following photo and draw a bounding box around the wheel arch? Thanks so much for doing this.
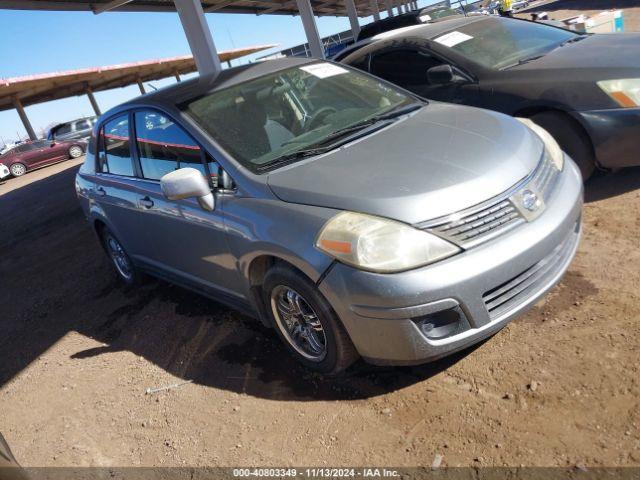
[246,254,322,328]
[514,106,598,168]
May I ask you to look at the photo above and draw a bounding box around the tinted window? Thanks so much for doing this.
[134,111,208,181]
[55,124,72,136]
[432,17,577,69]
[98,115,134,176]
[75,120,91,131]
[370,49,443,88]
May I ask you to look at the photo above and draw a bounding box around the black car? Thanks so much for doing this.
[338,16,640,178]
[355,5,462,42]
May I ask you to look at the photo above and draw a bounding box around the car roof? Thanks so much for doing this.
[118,57,316,112]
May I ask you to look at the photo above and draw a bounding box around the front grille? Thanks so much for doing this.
[430,199,524,247]
[420,149,561,248]
[482,226,578,320]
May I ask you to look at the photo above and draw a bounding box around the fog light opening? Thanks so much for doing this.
[415,307,469,340]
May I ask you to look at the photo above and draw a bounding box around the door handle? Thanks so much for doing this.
[95,187,106,197]
[139,196,154,209]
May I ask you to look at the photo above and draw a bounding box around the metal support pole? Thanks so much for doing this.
[295,0,325,59]
[384,0,393,16]
[370,0,380,21]
[226,60,232,68]
[12,97,37,141]
[174,0,222,77]
[137,78,146,94]
[86,88,101,116]
[174,71,182,82]
[395,0,402,15]
[345,0,360,38]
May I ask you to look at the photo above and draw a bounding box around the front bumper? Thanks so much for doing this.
[576,107,640,169]
[0,163,9,179]
[318,158,583,365]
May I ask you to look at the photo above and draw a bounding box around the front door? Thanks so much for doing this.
[368,46,480,106]
[129,109,244,301]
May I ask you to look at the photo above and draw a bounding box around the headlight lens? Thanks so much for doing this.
[516,117,564,171]
[316,212,460,273]
[597,78,640,108]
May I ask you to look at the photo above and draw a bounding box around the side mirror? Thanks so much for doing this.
[427,64,455,85]
[160,167,215,211]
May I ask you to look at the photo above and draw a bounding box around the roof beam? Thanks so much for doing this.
[92,0,135,14]
[204,0,238,12]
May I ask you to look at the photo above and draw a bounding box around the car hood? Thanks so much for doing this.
[267,103,542,225]
[514,33,640,74]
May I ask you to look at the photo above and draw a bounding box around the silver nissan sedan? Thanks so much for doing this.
[76,58,583,374]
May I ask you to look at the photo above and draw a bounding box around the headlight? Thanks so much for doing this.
[597,78,640,108]
[516,117,564,171]
[316,212,460,273]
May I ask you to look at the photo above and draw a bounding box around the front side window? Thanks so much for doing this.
[370,49,443,88]
[98,115,134,176]
[133,110,211,181]
[433,17,578,70]
[184,63,418,172]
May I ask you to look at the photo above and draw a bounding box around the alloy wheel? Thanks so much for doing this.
[270,285,327,361]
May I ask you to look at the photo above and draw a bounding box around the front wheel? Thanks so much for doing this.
[68,145,84,159]
[263,265,359,374]
[9,163,26,177]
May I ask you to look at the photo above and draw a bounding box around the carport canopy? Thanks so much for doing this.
[0,0,416,68]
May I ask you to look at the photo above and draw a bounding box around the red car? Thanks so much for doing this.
[0,139,85,177]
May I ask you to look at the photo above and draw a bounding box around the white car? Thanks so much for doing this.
[0,163,10,180]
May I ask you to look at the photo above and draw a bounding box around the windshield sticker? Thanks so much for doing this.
[300,64,348,79]
[434,31,473,47]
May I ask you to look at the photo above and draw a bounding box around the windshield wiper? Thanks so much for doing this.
[305,103,423,149]
[257,103,423,172]
[501,54,546,70]
[255,147,333,172]
[559,35,587,47]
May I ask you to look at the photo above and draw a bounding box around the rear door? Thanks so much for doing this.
[129,109,244,298]
[93,113,152,260]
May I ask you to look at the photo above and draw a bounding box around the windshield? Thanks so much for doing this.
[432,17,578,70]
[184,63,417,172]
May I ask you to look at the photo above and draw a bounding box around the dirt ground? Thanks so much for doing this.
[0,155,639,469]
[518,0,640,31]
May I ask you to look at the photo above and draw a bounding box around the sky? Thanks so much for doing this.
[0,2,433,145]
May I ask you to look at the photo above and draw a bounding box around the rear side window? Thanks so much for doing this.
[75,119,91,131]
[98,115,134,176]
[133,110,212,182]
[55,124,72,136]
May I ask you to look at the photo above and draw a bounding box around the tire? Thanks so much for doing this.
[99,227,141,286]
[263,264,359,374]
[9,163,26,177]
[530,111,595,180]
[68,145,84,159]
